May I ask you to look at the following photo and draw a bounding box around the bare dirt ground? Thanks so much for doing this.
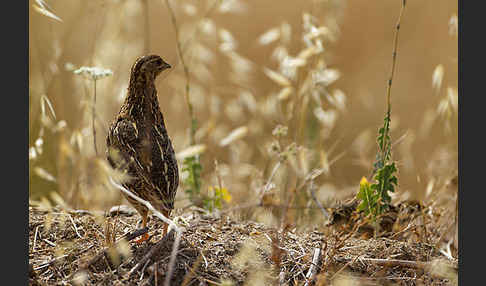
[28,200,457,286]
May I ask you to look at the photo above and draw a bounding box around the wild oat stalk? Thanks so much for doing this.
[356,0,406,219]
[164,0,205,209]
[164,0,197,144]
[73,66,113,156]
[142,0,150,54]
[92,79,98,155]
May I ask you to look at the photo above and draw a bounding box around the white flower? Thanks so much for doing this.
[74,66,113,80]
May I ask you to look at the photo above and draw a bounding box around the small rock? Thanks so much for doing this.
[109,205,137,216]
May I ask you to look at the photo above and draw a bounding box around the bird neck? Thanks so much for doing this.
[121,78,161,122]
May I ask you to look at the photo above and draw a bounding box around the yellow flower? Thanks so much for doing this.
[220,187,232,203]
[208,186,232,203]
[360,176,369,187]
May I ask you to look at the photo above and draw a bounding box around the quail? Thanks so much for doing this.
[106,54,179,243]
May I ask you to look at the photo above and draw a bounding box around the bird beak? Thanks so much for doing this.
[163,62,171,70]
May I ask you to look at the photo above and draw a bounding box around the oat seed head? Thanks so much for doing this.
[219,126,249,147]
[263,67,291,87]
[218,0,247,14]
[258,27,281,46]
[34,167,57,183]
[176,144,207,160]
[219,28,238,52]
[432,64,444,92]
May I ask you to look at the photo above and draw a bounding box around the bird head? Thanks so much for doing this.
[131,54,171,81]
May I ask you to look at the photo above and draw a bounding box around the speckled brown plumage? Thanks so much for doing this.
[106,54,179,241]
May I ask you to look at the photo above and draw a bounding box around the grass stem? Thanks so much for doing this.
[92,79,98,155]
[164,0,196,145]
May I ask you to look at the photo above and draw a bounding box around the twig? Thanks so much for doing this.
[68,214,83,239]
[332,273,422,282]
[309,180,329,219]
[303,247,322,286]
[365,257,457,271]
[284,252,307,282]
[363,257,428,269]
[295,241,306,257]
[258,161,282,202]
[337,257,458,272]
[43,238,56,247]
[439,240,455,261]
[33,254,69,271]
[389,221,416,239]
[338,245,361,251]
[109,177,183,286]
[140,259,151,281]
[33,226,39,252]
[200,249,208,269]
[263,232,273,244]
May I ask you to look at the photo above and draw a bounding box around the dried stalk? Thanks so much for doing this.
[68,214,83,239]
[303,247,322,286]
[385,0,406,113]
[309,180,330,219]
[341,257,457,271]
[163,0,196,145]
[92,79,98,155]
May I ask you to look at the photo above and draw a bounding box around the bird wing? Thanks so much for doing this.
[106,118,155,195]
[147,122,179,209]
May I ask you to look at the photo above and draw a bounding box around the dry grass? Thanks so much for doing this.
[29,202,457,285]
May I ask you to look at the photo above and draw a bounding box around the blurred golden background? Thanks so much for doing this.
[29,0,457,214]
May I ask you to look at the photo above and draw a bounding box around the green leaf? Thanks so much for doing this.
[356,177,379,217]
[182,155,203,207]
